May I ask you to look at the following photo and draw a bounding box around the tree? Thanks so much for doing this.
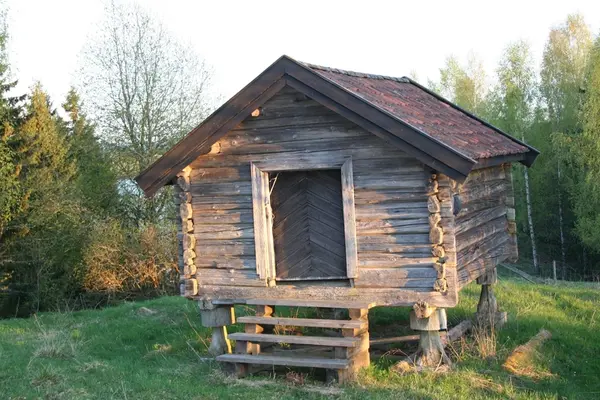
[541,14,592,134]
[78,1,214,224]
[0,6,25,249]
[62,88,118,214]
[540,14,593,274]
[572,38,600,253]
[437,53,488,114]
[1,85,83,313]
[487,41,540,272]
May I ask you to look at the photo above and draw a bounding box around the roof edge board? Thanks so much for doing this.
[135,58,289,196]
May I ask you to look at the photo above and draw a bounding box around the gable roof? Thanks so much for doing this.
[135,55,538,197]
[307,64,530,160]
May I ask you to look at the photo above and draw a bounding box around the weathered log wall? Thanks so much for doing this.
[454,164,516,288]
[181,86,456,306]
[174,166,198,296]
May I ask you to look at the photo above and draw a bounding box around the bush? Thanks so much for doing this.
[81,219,179,298]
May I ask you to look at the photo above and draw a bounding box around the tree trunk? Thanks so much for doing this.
[521,136,538,274]
[557,163,567,279]
[417,331,450,367]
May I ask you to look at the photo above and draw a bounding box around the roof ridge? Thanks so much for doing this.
[301,61,410,83]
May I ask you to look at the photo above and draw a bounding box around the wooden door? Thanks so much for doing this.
[270,170,347,280]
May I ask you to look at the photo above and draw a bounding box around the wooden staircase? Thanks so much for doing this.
[216,299,374,383]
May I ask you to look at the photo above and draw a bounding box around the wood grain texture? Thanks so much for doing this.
[187,86,442,303]
[271,170,347,280]
[453,166,512,287]
[195,268,459,307]
[341,159,359,278]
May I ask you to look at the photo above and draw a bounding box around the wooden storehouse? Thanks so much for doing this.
[135,55,538,381]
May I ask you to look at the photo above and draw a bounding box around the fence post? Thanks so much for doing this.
[552,260,557,283]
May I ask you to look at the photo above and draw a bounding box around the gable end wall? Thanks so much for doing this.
[180,86,458,306]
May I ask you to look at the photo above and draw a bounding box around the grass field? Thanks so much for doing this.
[1,274,599,399]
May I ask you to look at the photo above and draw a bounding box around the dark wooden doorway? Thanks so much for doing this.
[270,170,347,281]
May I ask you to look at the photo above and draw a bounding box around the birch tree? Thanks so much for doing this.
[78,1,214,224]
[437,53,488,114]
[487,41,539,272]
[540,14,592,275]
[572,38,600,251]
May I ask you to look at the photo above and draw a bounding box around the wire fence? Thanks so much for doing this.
[531,261,599,283]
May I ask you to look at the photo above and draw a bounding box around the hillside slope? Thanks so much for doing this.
[1,278,599,399]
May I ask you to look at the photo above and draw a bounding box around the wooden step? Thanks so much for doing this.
[228,333,359,347]
[237,316,365,329]
[216,354,349,369]
[244,298,375,309]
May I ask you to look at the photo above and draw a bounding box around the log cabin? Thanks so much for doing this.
[135,55,538,381]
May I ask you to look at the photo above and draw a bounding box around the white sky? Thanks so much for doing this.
[5,0,600,112]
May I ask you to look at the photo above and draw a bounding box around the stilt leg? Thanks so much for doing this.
[199,301,235,357]
[410,302,450,367]
[476,268,507,329]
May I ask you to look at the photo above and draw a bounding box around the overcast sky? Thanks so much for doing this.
[5,0,600,111]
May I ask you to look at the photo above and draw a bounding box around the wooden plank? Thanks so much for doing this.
[359,234,431,245]
[195,257,256,270]
[341,159,358,279]
[309,230,346,258]
[462,166,506,186]
[357,219,430,235]
[219,136,381,156]
[358,255,435,268]
[353,177,427,190]
[192,210,254,225]
[357,242,433,255]
[190,166,251,183]
[197,285,454,307]
[194,225,254,240]
[228,333,359,347]
[216,354,349,369]
[196,240,256,257]
[191,147,403,169]
[250,163,271,281]
[246,298,375,309]
[236,316,365,329]
[456,216,508,252]
[458,231,510,267]
[355,208,430,220]
[458,179,508,204]
[354,190,427,205]
[191,197,253,208]
[189,182,252,197]
[196,269,265,287]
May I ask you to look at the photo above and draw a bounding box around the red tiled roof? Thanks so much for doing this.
[306,64,528,160]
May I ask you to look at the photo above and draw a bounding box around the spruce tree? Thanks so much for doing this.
[62,88,118,214]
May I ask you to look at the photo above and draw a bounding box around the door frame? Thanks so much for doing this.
[250,158,358,286]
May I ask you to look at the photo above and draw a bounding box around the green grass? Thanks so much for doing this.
[1,277,599,399]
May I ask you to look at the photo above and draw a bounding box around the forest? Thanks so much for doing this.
[1,3,600,317]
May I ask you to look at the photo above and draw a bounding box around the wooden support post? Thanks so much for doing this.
[476,268,506,329]
[553,260,557,283]
[329,307,370,383]
[199,301,235,357]
[210,326,232,357]
[409,303,450,367]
